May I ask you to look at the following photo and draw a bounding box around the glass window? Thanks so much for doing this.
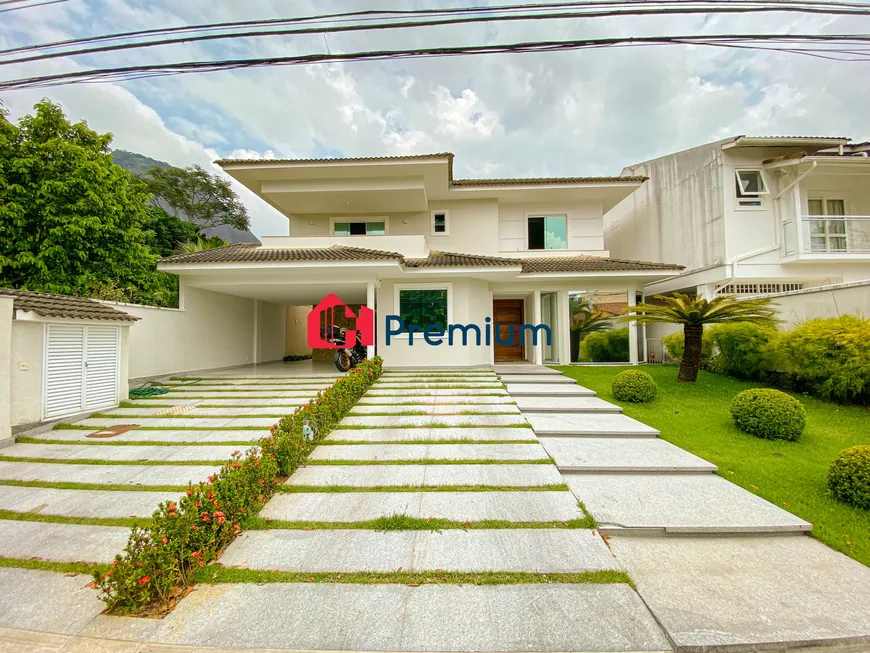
[808,198,848,252]
[528,215,568,250]
[735,170,768,208]
[432,212,447,234]
[398,288,448,332]
[333,221,386,236]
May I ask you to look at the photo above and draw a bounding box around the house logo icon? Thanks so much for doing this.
[307,294,374,349]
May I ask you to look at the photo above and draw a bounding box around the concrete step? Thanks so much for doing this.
[0,461,218,486]
[308,443,549,463]
[260,491,585,523]
[358,396,513,405]
[514,396,621,413]
[28,429,263,444]
[499,375,576,384]
[220,529,616,573]
[287,464,566,488]
[1,443,247,463]
[326,427,536,442]
[493,365,562,375]
[525,413,659,437]
[0,486,176,519]
[77,417,275,429]
[339,415,528,428]
[566,473,811,534]
[505,384,595,397]
[366,388,509,397]
[0,520,130,564]
[541,437,716,473]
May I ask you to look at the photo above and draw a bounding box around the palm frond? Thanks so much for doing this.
[622,292,779,327]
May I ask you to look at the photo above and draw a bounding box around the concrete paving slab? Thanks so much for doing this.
[308,443,548,462]
[108,407,285,417]
[0,461,217,486]
[164,391,317,399]
[77,417,275,428]
[370,383,504,390]
[349,404,521,415]
[375,378,501,385]
[506,383,595,396]
[339,415,527,428]
[610,535,870,651]
[0,568,105,635]
[366,388,509,396]
[29,429,263,444]
[80,583,670,652]
[515,396,622,413]
[287,463,565,487]
[566,473,812,533]
[526,412,660,436]
[0,485,176,519]
[0,520,130,563]
[260,491,585,522]
[541,437,717,472]
[358,395,513,405]
[0,443,244,462]
[327,427,536,442]
[221,529,615,573]
[499,374,576,384]
[494,365,561,375]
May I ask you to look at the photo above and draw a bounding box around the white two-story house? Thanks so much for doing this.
[158,153,682,368]
[606,136,870,299]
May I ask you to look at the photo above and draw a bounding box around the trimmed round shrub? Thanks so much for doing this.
[828,445,870,510]
[730,388,806,441]
[612,370,657,403]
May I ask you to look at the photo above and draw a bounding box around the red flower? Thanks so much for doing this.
[258,478,264,485]
[138,575,150,585]
[161,537,168,544]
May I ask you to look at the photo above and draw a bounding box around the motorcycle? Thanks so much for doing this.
[332,327,368,372]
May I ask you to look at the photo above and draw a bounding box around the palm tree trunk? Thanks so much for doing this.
[678,324,703,383]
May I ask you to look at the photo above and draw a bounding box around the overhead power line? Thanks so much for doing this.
[0,0,68,13]
[2,33,869,92]
[3,0,870,62]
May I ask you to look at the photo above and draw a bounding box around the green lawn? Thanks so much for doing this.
[555,365,870,568]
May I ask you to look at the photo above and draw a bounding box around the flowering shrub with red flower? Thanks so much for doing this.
[93,356,382,613]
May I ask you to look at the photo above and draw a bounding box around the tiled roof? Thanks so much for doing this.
[160,243,404,265]
[160,244,683,274]
[743,135,850,141]
[404,251,520,268]
[0,288,139,322]
[216,152,643,186]
[520,256,684,273]
[451,176,647,186]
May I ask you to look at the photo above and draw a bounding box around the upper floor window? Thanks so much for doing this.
[333,219,386,236]
[735,169,768,209]
[528,215,568,250]
[431,210,449,236]
[807,198,847,252]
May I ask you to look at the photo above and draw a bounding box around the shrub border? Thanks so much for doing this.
[92,356,383,614]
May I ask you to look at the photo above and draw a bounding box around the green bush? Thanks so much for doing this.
[612,369,657,402]
[710,323,778,381]
[776,316,870,403]
[730,388,806,441]
[94,356,383,613]
[580,327,630,362]
[828,445,870,510]
[662,329,714,363]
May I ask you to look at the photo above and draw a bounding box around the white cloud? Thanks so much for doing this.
[432,86,503,141]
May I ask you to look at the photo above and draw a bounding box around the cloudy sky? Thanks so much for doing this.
[2,0,869,236]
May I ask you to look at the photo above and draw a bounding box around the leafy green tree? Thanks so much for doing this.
[624,292,778,383]
[143,164,250,231]
[144,205,199,258]
[174,235,227,254]
[0,100,160,297]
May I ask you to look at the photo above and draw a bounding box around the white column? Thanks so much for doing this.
[628,290,639,365]
[366,282,375,359]
[558,290,571,365]
[533,289,543,366]
[0,296,14,446]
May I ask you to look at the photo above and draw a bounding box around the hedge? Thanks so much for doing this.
[662,329,714,363]
[580,328,630,362]
[828,445,870,510]
[612,369,657,403]
[730,388,806,441]
[709,323,778,381]
[93,356,383,613]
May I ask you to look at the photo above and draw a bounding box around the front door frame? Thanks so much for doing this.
[493,298,525,362]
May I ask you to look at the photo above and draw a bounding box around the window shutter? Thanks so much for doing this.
[44,324,85,418]
[84,325,119,410]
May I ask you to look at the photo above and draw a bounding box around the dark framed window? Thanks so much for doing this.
[397,288,448,332]
[528,215,567,250]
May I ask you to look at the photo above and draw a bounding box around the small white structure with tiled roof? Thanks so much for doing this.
[157,153,683,369]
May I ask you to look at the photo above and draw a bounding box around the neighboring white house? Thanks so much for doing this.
[156,153,683,369]
[605,136,870,298]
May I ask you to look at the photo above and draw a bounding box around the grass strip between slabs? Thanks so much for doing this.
[194,567,631,586]
[0,479,188,492]
[242,514,596,531]
[0,556,110,575]
[277,483,571,493]
[304,458,553,466]
[0,456,224,466]
[317,439,540,446]
[17,437,259,447]
[0,509,147,528]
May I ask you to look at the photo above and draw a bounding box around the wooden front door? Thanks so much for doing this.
[493,299,525,362]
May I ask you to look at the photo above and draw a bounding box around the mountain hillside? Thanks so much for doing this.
[111,149,260,244]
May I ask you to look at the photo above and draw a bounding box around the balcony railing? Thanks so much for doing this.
[800,216,870,254]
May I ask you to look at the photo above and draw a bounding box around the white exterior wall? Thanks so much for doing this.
[9,321,44,427]
[498,201,605,253]
[376,278,493,367]
[0,296,13,444]
[100,284,286,380]
[606,143,726,271]
[759,280,870,327]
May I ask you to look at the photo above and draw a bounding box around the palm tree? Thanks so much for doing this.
[570,310,613,362]
[174,235,227,254]
[623,293,778,383]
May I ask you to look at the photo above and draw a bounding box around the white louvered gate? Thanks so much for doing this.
[44,324,120,419]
